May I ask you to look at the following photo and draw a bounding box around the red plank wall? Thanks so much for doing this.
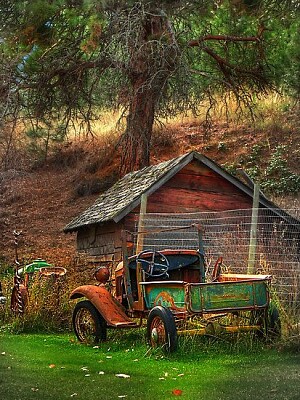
[146,160,252,213]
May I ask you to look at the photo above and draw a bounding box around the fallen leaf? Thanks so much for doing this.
[115,374,130,379]
[49,364,56,368]
[172,389,183,396]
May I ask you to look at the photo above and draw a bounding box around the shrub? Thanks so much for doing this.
[244,145,300,195]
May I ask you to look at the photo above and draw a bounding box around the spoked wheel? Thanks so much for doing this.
[250,309,265,327]
[73,300,107,344]
[147,306,177,353]
[266,304,281,338]
[251,305,281,339]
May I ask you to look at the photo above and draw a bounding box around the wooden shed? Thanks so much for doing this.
[64,151,295,267]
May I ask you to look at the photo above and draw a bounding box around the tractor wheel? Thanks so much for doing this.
[147,306,177,353]
[73,300,107,344]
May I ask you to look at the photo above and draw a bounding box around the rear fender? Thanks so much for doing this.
[70,285,133,327]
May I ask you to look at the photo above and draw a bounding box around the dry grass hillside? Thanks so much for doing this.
[0,106,299,268]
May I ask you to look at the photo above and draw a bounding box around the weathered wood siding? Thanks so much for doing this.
[76,221,123,263]
[124,160,252,228]
[147,161,253,212]
[77,160,253,260]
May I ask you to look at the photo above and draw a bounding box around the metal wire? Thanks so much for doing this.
[133,209,300,316]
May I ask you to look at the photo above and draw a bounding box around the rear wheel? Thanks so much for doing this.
[266,304,281,338]
[251,305,281,339]
[73,300,107,344]
[147,306,177,353]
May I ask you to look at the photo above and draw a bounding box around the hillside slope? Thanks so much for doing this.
[0,118,299,267]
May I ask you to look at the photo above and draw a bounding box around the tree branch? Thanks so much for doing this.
[188,34,260,47]
[188,25,266,47]
[199,45,265,83]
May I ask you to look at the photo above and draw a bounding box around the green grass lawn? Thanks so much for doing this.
[0,331,299,400]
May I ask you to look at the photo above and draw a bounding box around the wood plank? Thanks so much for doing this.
[165,172,243,195]
[88,242,115,256]
[147,187,252,212]
[96,222,116,235]
[84,254,115,263]
[94,232,115,248]
[135,193,147,311]
[113,154,194,223]
[180,160,218,177]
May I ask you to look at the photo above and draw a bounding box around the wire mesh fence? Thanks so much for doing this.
[132,208,300,317]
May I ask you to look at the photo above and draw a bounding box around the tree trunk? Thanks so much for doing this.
[120,79,157,175]
[119,11,178,176]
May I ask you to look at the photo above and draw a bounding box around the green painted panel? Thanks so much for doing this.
[190,281,268,312]
[143,284,186,310]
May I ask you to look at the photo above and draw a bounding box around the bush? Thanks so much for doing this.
[244,144,300,195]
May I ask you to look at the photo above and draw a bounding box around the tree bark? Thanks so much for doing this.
[119,11,177,176]
[120,79,157,175]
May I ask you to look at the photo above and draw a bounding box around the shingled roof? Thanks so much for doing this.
[64,153,188,232]
[63,151,291,233]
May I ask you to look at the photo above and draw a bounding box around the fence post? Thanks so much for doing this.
[247,184,260,274]
[135,193,147,310]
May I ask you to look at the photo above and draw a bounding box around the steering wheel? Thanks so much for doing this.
[136,250,169,278]
[212,256,223,282]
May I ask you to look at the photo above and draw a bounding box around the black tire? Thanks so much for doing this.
[147,306,177,353]
[266,304,281,338]
[251,305,281,339]
[73,300,107,344]
[250,309,266,337]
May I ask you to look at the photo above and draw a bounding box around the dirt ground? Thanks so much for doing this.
[0,118,299,267]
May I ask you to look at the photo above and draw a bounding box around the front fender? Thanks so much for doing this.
[70,285,135,327]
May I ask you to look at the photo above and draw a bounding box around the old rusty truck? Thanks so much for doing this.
[70,225,280,352]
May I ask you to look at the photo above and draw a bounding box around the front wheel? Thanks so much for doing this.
[147,306,177,353]
[73,300,107,344]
